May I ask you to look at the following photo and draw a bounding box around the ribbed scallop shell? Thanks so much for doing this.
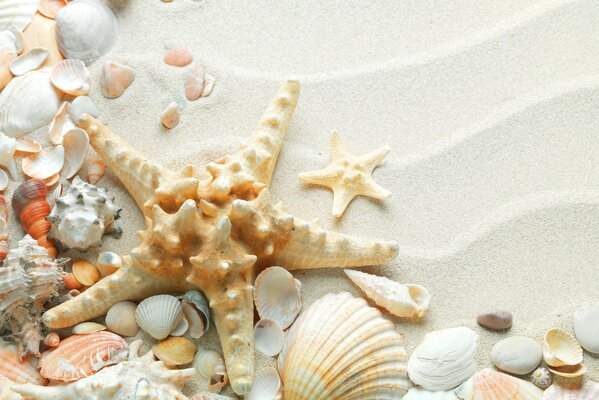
[50,59,90,96]
[278,292,409,399]
[152,336,196,366]
[544,381,599,400]
[543,328,583,367]
[0,340,47,385]
[0,0,37,30]
[254,266,301,329]
[105,301,139,337]
[135,294,182,340]
[455,368,543,399]
[247,367,282,400]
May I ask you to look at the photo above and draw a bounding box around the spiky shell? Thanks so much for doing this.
[455,368,543,399]
[278,292,409,399]
[543,381,599,400]
[47,176,121,251]
[12,339,194,400]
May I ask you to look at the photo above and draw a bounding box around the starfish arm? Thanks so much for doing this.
[331,188,357,217]
[358,177,392,200]
[358,145,391,171]
[298,167,338,187]
[330,130,349,159]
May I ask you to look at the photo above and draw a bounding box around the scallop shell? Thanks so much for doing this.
[185,64,205,101]
[279,292,409,399]
[454,368,543,399]
[543,328,583,367]
[61,273,82,290]
[22,13,63,67]
[101,60,134,99]
[408,327,477,391]
[254,319,284,357]
[160,101,180,129]
[548,363,587,378]
[543,381,599,400]
[44,332,60,348]
[87,159,105,184]
[95,251,122,277]
[50,58,89,96]
[135,294,183,340]
[344,269,430,318]
[105,301,139,337]
[55,0,118,65]
[0,133,17,178]
[254,266,301,329]
[247,367,282,400]
[61,128,89,178]
[69,95,98,122]
[15,137,41,154]
[193,349,228,393]
[0,340,47,385]
[0,69,61,138]
[22,145,64,179]
[72,260,100,286]
[38,0,68,19]
[0,0,37,31]
[49,101,75,145]
[403,388,458,399]
[152,336,196,366]
[39,331,127,381]
[9,48,48,76]
[530,367,551,389]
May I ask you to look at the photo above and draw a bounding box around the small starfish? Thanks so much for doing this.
[299,130,391,217]
[41,80,398,395]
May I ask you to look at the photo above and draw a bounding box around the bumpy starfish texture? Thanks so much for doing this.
[299,130,391,217]
[41,80,398,395]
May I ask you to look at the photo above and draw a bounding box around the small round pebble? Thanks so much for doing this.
[574,304,599,354]
[491,336,542,375]
[476,310,512,331]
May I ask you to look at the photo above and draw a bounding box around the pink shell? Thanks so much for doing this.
[0,342,47,385]
[39,331,127,381]
[544,381,599,400]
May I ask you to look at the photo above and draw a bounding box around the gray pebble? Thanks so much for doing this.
[476,310,512,331]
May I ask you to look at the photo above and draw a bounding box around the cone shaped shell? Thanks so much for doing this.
[152,336,196,366]
[279,292,409,399]
[543,328,583,367]
[135,294,182,340]
[254,266,301,329]
[105,301,139,337]
[247,367,282,400]
[455,368,543,399]
[50,59,89,96]
[544,381,599,400]
[44,332,60,348]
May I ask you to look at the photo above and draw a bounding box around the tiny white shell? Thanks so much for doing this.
[61,127,89,179]
[87,159,105,185]
[69,95,98,122]
[160,101,180,129]
[22,145,64,179]
[72,322,106,335]
[49,101,76,145]
[254,319,284,357]
[105,301,139,337]
[254,266,301,329]
[170,314,189,337]
[135,294,182,340]
[246,367,282,400]
[9,47,48,76]
[50,58,90,96]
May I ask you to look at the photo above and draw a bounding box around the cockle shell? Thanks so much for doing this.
[105,301,139,337]
[101,60,134,99]
[160,101,180,129]
[152,336,196,366]
[61,128,89,179]
[13,339,195,400]
[254,266,301,329]
[543,381,599,400]
[254,319,284,357]
[0,0,37,31]
[0,133,17,179]
[193,349,228,393]
[246,367,282,400]
[72,260,100,286]
[454,368,543,399]
[345,269,430,318]
[0,340,47,385]
[0,69,61,138]
[50,59,89,96]
[95,251,122,277]
[408,326,477,391]
[86,159,105,184]
[164,48,193,67]
[278,292,409,399]
[72,321,106,334]
[543,328,583,367]
[69,95,98,122]
[38,0,68,19]
[22,13,63,67]
[135,294,182,340]
[403,388,458,399]
[39,331,127,381]
[185,64,205,101]
[22,145,64,180]
[55,0,118,65]
[48,101,75,145]
[9,48,48,76]
[529,367,551,389]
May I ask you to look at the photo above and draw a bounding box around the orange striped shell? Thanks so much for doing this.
[0,340,48,385]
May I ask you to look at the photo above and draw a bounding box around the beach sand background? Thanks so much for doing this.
[4,0,599,396]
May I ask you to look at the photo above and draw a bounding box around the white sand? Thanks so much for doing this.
[5,0,599,395]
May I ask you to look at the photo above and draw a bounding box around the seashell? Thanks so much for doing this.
[170,314,189,336]
[55,0,118,65]
[48,101,75,145]
[95,251,122,277]
[0,28,23,54]
[182,302,205,339]
[246,367,282,400]
[61,128,89,179]
[0,340,47,385]
[105,301,139,337]
[152,336,196,366]
[543,381,599,400]
[201,73,216,97]
[38,0,68,19]
[454,368,543,399]
[344,269,429,318]
[72,321,106,335]
[279,292,409,399]
[0,375,21,400]
[0,199,7,260]
[408,326,477,391]
[160,101,180,129]
[9,48,48,76]
[69,95,98,122]
[44,332,60,348]
[191,393,239,400]
[15,137,41,154]
[254,266,301,329]
[50,58,89,96]
[181,290,210,331]
[47,180,64,209]
[135,294,182,340]
[0,50,15,93]
[0,170,7,191]
[61,272,82,290]
[43,173,59,188]
[11,179,57,257]
[185,64,205,101]
[254,318,284,357]
[87,159,105,184]
[548,363,587,378]
[403,388,458,399]
[0,0,37,31]
[22,13,63,67]
[491,336,542,375]
[22,145,64,180]
[573,304,599,354]
[72,260,100,286]
[13,339,195,400]
[543,328,583,367]
[101,60,134,99]
[164,48,193,67]
[477,309,513,331]
[0,133,17,179]
[47,176,122,251]
[39,331,128,381]
[193,349,228,393]
[529,367,551,389]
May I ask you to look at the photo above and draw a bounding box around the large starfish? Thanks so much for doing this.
[42,80,398,395]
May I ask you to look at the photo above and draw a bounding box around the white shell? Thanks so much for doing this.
[50,59,90,96]
[160,101,180,129]
[0,133,17,178]
[455,368,543,399]
[9,48,48,76]
[278,292,409,399]
[193,349,228,393]
[548,363,587,378]
[61,128,89,179]
[544,381,599,400]
[135,294,182,340]
[0,69,61,138]
[55,0,118,65]
[0,169,7,191]
[403,388,458,399]
[574,304,599,354]
[0,0,37,31]
[69,95,98,122]
[72,322,106,334]
[0,28,23,54]
[15,137,41,153]
[246,367,282,400]
[254,266,301,329]
[170,314,189,337]
[49,101,76,145]
[344,269,430,318]
[543,328,583,367]
[22,145,64,179]
[408,326,477,391]
[201,73,216,97]
[101,60,134,99]
[254,319,284,357]
[105,301,139,337]
[182,302,205,339]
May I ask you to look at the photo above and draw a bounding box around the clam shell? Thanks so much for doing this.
[184,64,205,101]
[22,13,63,66]
[548,363,587,378]
[22,145,64,180]
[72,321,106,335]
[247,367,282,400]
[152,336,196,366]
[9,47,48,76]
[39,331,127,381]
[543,328,583,367]
[55,0,118,64]
[544,381,599,400]
[181,290,210,330]
[50,58,89,96]
[182,301,206,339]
[170,314,189,337]
[164,48,193,67]
[193,349,228,392]
[15,137,41,153]
[105,300,139,337]
[38,0,68,19]
[0,50,15,92]
[0,69,61,138]
[72,260,100,286]
[408,326,477,391]
[48,101,75,145]
[95,251,122,277]
[61,127,89,178]
[61,272,82,290]
[254,318,285,357]
[69,95,98,122]
[0,0,37,31]
[254,266,301,329]
[279,292,409,399]
[87,159,105,184]
[403,388,458,399]
[101,60,134,98]
[43,332,60,348]
[135,294,182,340]
[455,368,543,399]
[160,101,180,129]
[0,340,47,385]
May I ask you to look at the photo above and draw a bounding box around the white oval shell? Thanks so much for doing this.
[69,95,98,122]
[61,128,89,179]
[455,368,543,399]
[105,301,139,337]
[543,328,583,367]
[254,319,284,357]
[246,367,282,400]
[9,47,48,76]
[544,381,599,400]
[0,133,17,178]
[574,304,599,354]
[72,322,106,335]
[0,0,37,31]
[254,266,301,329]
[135,294,182,340]
[22,145,64,179]
[51,59,90,96]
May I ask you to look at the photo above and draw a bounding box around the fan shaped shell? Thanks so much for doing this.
[0,340,47,385]
[455,368,543,399]
[50,59,89,96]
[135,294,182,340]
[254,266,301,329]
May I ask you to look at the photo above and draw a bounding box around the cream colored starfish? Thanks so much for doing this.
[299,130,391,217]
[41,80,398,395]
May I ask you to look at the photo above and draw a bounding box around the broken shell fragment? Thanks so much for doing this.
[72,260,100,286]
[87,159,105,184]
[181,290,210,331]
[254,318,284,357]
[135,294,182,340]
[185,64,205,101]
[50,58,90,96]
[254,266,301,329]
[170,314,189,337]
[49,101,75,145]
[246,367,283,400]
[61,128,89,179]
[9,47,48,76]
[543,328,583,367]
[15,137,41,153]
[152,336,196,366]
[95,251,122,277]
[201,73,216,97]
[164,48,192,67]
[72,321,106,335]
[160,101,180,129]
[548,363,587,378]
[105,301,139,337]
[0,133,17,178]
[193,349,228,393]
[22,145,64,180]
[101,60,134,98]
[69,95,98,122]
